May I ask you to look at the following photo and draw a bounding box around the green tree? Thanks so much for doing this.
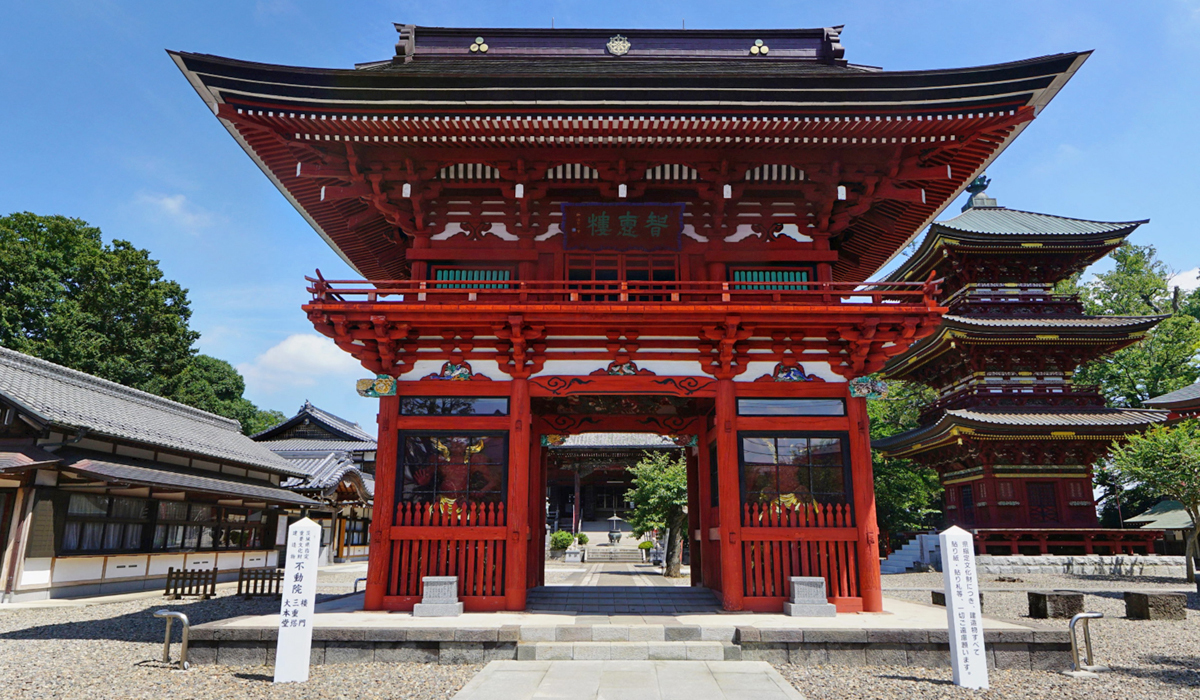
[0,212,197,389]
[867,379,943,542]
[1069,244,1200,407]
[1109,420,1200,581]
[0,212,282,434]
[624,450,689,577]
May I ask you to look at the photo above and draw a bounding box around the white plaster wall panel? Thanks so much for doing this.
[104,555,149,579]
[147,554,186,576]
[158,453,190,467]
[739,360,845,383]
[216,551,245,571]
[18,557,51,587]
[724,223,812,243]
[243,551,269,568]
[184,553,217,570]
[115,445,155,461]
[433,222,519,241]
[193,460,220,473]
[51,556,104,583]
[75,438,114,453]
[266,550,279,567]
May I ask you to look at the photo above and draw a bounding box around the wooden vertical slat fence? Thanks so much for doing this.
[164,566,218,600]
[739,502,860,602]
[388,501,507,603]
[236,567,284,598]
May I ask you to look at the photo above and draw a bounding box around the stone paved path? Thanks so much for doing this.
[451,660,805,700]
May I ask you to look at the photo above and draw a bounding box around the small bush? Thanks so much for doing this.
[576,533,589,545]
[550,530,574,550]
[638,540,654,550]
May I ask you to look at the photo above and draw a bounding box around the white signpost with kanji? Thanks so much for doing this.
[274,517,320,683]
[940,525,989,689]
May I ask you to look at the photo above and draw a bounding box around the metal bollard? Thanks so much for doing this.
[354,577,367,593]
[1064,612,1108,678]
[154,610,191,670]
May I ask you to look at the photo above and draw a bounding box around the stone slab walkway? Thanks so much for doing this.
[451,660,804,700]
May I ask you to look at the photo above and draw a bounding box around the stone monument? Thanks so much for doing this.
[274,518,320,683]
[412,576,463,617]
[940,526,988,689]
[783,576,837,617]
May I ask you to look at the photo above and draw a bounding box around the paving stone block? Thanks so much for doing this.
[216,641,266,666]
[787,644,828,666]
[686,642,724,660]
[534,643,574,661]
[735,627,760,643]
[259,628,278,641]
[1032,630,1070,644]
[481,642,517,661]
[803,630,868,644]
[629,625,666,642]
[573,642,612,660]
[312,628,367,642]
[759,629,804,643]
[454,628,498,642]
[865,643,906,666]
[519,626,557,642]
[983,629,1033,644]
[701,626,736,642]
[440,642,486,664]
[375,642,439,664]
[867,630,927,644]
[740,643,789,664]
[927,630,950,644]
[309,643,325,666]
[516,644,538,661]
[496,626,520,642]
[1028,590,1084,619]
[555,625,592,642]
[1030,645,1073,671]
[722,643,743,661]
[991,642,1030,670]
[1124,592,1187,620]
[826,643,867,667]
[370,628,407,642]
[187,641,217,665]
[325,641,375,664]
[664,625,703,641]
[648,642,688,660]
[906,644,951,669]
[609,642,649,660]
[408,628,455,642]
[188,627,217,642]
[213,626,263,641]
[592,626,630,641]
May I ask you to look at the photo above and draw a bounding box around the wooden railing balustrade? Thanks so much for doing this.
[236,567,284,599]
[164,566,218,600]
[388,501,507,600]
[740,502,859,601]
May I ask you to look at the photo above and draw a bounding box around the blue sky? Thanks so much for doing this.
[3,1,1199,429]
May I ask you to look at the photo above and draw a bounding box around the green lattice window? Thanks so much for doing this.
[731,268,811,290]
[433,268,512,289]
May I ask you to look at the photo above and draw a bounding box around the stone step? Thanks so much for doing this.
[583,549,645,562]
[516,640,735,661]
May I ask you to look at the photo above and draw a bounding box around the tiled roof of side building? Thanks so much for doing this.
[251,401,376,443]
[0,347,301,476]
[280,451,373,500]
[265,439,377,453]
[931,207,1146,237]
[1145,382,1200,410]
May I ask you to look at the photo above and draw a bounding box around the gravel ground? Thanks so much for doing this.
[775,572,1200,700]
[0,570,479,700]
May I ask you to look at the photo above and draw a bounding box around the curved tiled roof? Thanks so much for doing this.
[943,315,1168,330]
[251,401,376,443]
[1145,382,1200,410]
[264,438,377,452]
[280,451,373,501]
[0,347,300,476]
[932,207,1146,237]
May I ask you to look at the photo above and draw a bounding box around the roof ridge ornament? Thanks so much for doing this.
[962,174,997,212]
[606,35,631,56]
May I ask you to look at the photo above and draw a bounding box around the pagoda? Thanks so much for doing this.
[875,179,1169,539]
[173,24,1092,612]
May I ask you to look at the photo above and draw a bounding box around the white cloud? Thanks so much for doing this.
[1170,267,1200,292]
[238,334,363,395]
[133,192,220,233]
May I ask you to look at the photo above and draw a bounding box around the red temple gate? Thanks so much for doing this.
[174,24,1090,612]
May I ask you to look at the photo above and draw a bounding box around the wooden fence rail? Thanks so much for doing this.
[740,502,860,601]
[164,566,218,600]
[388,501,507,601]
[236,567,284,599]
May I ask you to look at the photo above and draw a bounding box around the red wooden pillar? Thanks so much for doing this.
[504,378,531,610]
[847,395,883,612]
[364,393,399,610]
[526,434,544,589]
[715,378,743,610]
[685,446,702,587]
[695,419,717,591]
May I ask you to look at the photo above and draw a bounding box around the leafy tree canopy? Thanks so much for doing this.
[624,450,689,577]
[1109,420,1200,581]
[867,379,943,540]
[1063,244,1200,408]
[0,212,281,434]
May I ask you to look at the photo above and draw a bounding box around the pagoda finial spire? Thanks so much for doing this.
[962,174,997,211]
